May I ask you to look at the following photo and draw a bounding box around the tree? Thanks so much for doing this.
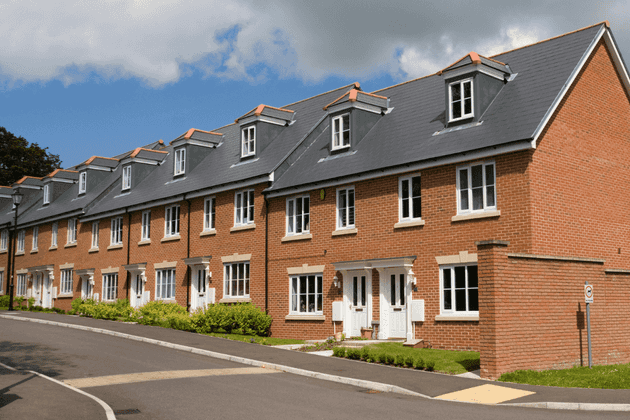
[0,127,61,186]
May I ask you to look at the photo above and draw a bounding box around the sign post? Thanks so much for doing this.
[585,281,593,368]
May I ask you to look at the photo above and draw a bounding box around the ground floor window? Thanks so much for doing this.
[440,264,478,315]
[156,269,176,300]
[60,269,73,294]
[17,274,27,296]
[224,262,249,297]
[291,274,322,314]
[103,273,118,301]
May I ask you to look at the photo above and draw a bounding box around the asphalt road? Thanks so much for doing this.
[0,318,626,419]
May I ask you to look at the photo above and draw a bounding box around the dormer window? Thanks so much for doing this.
[332,114,350,150]
[43,184,50,205]
[449,79,473,122]
[241,126,256,157]
[174,148,186,176]
[79,172,87,194]
[122,166,131,191]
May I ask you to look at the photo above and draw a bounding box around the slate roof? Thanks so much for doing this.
[267,22,606,193]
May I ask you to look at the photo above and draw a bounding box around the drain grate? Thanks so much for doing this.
[114,408,141,415]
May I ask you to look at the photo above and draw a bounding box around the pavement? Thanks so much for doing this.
[2,310,630,412]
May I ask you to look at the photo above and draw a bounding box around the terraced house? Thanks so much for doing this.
[2,22,630,378]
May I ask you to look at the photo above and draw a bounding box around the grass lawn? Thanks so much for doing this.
[201,332,304,346]
[365,343,480,374]
[499,363,630,389]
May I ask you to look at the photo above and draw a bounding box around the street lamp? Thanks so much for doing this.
[7,188,24,311]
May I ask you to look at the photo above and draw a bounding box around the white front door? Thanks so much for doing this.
[130,274,144,308]
[379,270,410,339]
[42,274,52,308]
[191,268,207,311]
[344,272,371,337]
[32,274,42,306]
[82,278,93,300]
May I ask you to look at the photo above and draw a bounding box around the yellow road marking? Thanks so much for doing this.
[435,384,535,405]
[64,367,278,389]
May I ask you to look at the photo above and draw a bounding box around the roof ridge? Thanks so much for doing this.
[129,147,169,158]
[15,176,43,185]
[45,169,78,178]
[83,156,119,165]
[281,82,361,108]
[491,20,609,58]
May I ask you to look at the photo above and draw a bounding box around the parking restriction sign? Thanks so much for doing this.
[585,284,593,303]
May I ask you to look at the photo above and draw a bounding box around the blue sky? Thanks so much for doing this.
[1,1,628,168]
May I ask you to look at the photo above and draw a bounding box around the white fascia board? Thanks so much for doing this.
[85,165,114,172]
[442,64,506,81]
[49,178,75,184]
[530,25,606,148]
[603,29,630,97]
[333,256,416,271]
[327,102,383,115]
[120,157,161,166]
[0,194,11,199]
[265,140,533,199]
[239,115,288,127]
[80,209,126,223]
[185,176,268,200]
[16,185,41,190]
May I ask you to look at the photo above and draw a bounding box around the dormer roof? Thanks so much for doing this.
[170,128,223,148]
[438,51,512,80]
[323,88,389,114]
[13,176,43,188]
[76,156,119,171]
[44,169,79,182]
[120,147,169,165]
[235,104,295,126]
[0,186,12,198]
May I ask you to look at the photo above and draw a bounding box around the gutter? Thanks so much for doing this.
[264,192,269,314]
[186,199,191,312]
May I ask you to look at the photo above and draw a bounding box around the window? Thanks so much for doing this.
[174,148,186,176]
[17,274,27,296]
[32,226,38,251]
[1,229,8,251]
[286,195,310,235]
[204,197,216,231]
[156,269,176,300]
[103,273,118,301]
[241,126,256,157]
[51,222,58,247]
[290,274,322,314]
[141,210,151,241]
[353,275,367,307]
[122,166,131,190]
[332,114,350,150]
[234,190,255,226]
[111,217,123,245]
[164,205,180,237]
[457,162,496,214]
[440,265,478,315]
[224,262,249,298]
[449,79,473,121]
[17,230,25,253]
[0,271,4,293]
[91,221,99,248]
[61,269,73,294]
[67,218,77,244]
[79,172,87,194]
[390,274,406,307]
[43,184,50,205]
[399,175,421,222]
[336,187,355,229]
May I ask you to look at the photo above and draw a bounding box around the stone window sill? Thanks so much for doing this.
[107,244,123,250]
[161,235,181,243]
[89,247,99,253]
[15,251,25,256]
[65,242,77,248]
[332,228,358,237]
[451,210,500,222]
[435,315,479,322]
[138,240,151,246]
[281,233,312,242]
[30,249,38,254]
[285,314,326,321]
[219,297,251,304]
[200,229,217,237]
[0,250,6,254]
[49,246,58,251]
[230,224,256,233]
[394,219,425,229]
[58,293,73,298]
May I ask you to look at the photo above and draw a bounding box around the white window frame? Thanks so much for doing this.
[32,226,38,251]
[241,126,256,157]
[204,197,216,231]
[16,273,27,296]
[234,190,255,227]
[286,195,310,236]
[156,268,176,300]
[290,274,323,315]
[79,171,87,194]
[67,218,77,244]
[336,186,355,230]
[164,205,180,237]
[332,113,350,150]
[449,78,474,122]
[91,221,99,249]
[122,165,131,190]
[0,229,7,251]
[224,262,250,298]
[102,273,118,301]
[43,184,50,205]
[17,230,25,253]
[60,269,73,295]
[174,148,186,176]
[399,175,422,222]
[141,210,151,241]
[0,271,4,294]
[110,217,123,245]
[457,161,496,215]
[51,222,58,247]
[439,264,478,316]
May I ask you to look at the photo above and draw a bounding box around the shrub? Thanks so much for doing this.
[52,307,65,315]
[384,354,395,365]
[79,298,132,320]
[332,347,347,358]
[27,297,35,309]
[414,357,425,370]
[360,346,371,360]
[14,296,25,309]
[405,355,415,368]
[69,298,83,315]
[347,348,361,360]
[394,355,405,367]
[132,301,186,326]
[31,305,44,312]
[426,361,436,372]
[194,303,271,336]
[0,295,10,307]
